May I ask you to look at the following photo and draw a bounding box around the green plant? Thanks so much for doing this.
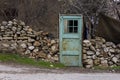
[94,66,120,70]
[0,53,65,68]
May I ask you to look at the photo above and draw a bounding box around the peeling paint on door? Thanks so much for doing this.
[59,14,83,66]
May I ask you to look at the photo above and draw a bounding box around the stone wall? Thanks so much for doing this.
[83,37,120,68]
[0,19,119,68]
[0,19,59,62]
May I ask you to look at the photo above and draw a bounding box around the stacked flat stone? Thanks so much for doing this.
[0,19,119,67]
[83,37,120,68]
[0,19,59,62]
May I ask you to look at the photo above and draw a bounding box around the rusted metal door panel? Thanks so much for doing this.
[62,39,79,51]
[62,56,79,66]
[59,14,83,66]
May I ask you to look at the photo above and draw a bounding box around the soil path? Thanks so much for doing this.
[0,63,120,80]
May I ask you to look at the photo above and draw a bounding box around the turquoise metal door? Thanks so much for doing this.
[59,14,83,66]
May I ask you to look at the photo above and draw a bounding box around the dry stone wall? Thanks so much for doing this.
[0,19,59,62]
[0,19,119,68]
[83,37,120,68]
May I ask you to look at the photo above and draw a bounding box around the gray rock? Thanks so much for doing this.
[94,59,100,65]
[28,46,35,50]
[10,43,18,49]
[106,42,114,47]
[13,19,18,22]
[87,51,94,55]
[36,37,40,40]
[47,54,52,59]
[116,54,120,59]
[117,44,120,48]
[28,38,35,42]
[102,44,106,48]
[117,62,120,66]
[83,40,91,47]
[52,55,59,61]
[21,30,26,34]
[96,51,101,56]
[83,54,87,59]
[101,38,106,43]
[109,48,115,53]
[2,37,13,40]
[51,40,56,44]
[101,60,108,64]
[101,60,108,67]
[8,21,13,24]
[111,55,114,57]
[7,23,12,27]
[83,47,89,50]
[5,26,8,28]
[25,50,31,54]
[20,43,27,49]
[116,49,120,53]
[33,48,39,53]
[17,37,28,40]
[96,49,100,51]
[92,55,96,59]
[86,59,93,65]
[2,21,7,26]
[27,43,33,46]
[103,47,109,52]
[87,56,92,59]
[13,22,17,25]
[5,31,13,35]
[51,45,57,52]
[2,43,9,48]
[90,45,96,51]
[85,65,93,68]
[16,32,21,35]
[83,49,87,53]
[20,21,25,26]
[12,26,17,32]
[112,57,118,63]
[95,43,102,48]
[33,41,41,47]
[26,26,30,29]
[3,34,10,37]
[108,52,112,56]
[0,36,2,40]
[100,57,104,60]
[1,26,5,30]
[108,61,114,65]
[23,27,28,31]
[17,27,22,31]
[112,44,117,48]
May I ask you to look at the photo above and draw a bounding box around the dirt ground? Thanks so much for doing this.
[0,62,120,74]
[0,63,120,80]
